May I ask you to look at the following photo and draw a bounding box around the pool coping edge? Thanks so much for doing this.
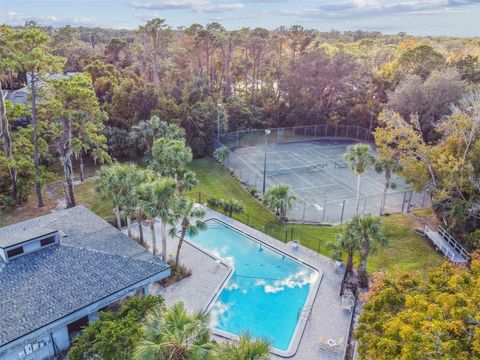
[186,215,324,358]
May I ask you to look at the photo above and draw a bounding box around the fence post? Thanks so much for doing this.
[379,193,384,216]
[401,191,407,213]
[421,191,427,208]
[314,124,318,137]
[291,227,294,241]
[322,200,327,223]
[407,190,413,212]
[335,125,338,137]
[302,203,306,221]
[340,200,346,224]
[285,228,288,243]
[356,126,360,139]
[363,197,367,214]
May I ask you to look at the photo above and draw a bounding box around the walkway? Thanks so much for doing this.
[123,221,231,312]
[424,225,469,264]
[207,210,351,360]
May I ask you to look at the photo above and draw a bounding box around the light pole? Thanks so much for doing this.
[216,103,221,147]
[367,95,376,141]
[262,129,271,195]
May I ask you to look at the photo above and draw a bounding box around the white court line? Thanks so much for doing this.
[267,160,316,188]
[281,151,353,204]
[303,147,345,163]
[232,153,263,177]
[291,149,362,197]
[302,145,392,190]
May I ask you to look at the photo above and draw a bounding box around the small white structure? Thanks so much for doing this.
[424,225,469,264]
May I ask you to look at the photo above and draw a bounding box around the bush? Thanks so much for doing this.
[0,194,16,210]
[68,295,164,360]
[467,230,480,250]
[207,197,222,209]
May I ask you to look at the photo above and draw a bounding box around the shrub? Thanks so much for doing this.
[207,197,222,209]
[68,295,164,360]
[158,260,192,287]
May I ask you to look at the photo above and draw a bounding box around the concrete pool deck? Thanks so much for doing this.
[124,208,352,359]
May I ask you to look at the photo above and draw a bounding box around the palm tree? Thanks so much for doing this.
[141,178,178,260]
[221,199,245,218]
[344,144,374,214]
[169,199,207,267]
[328,223,361,275]
[264,184,296,220]
[213,334,270,360]
[374,156,399,215]
[213,146,230,165]
[96,164,135,229]
[349,215,387,287]
[123,169,154,243]
[138,183,158,256]
[177,170,198,194]
[151,137,193,180]
[134,302,213,360]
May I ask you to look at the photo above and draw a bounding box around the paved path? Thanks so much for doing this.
[123,220,231,313]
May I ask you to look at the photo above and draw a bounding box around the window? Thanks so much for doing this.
[40,237,56,247]
[7,246,24,258]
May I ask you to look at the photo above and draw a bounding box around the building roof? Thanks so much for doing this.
[0,206,169,347]
[0,220,56,248]
[2,88,29,106]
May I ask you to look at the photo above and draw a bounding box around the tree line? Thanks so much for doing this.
[1,20,480,247]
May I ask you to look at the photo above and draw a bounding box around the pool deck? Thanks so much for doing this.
[124,208,352,359]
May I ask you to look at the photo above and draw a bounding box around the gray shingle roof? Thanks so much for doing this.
[0,220,56,248]
[0,206,169,347]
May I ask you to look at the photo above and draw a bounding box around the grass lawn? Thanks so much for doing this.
[187,158,443,275]
[73,178,113,219]
[1,156,443,276]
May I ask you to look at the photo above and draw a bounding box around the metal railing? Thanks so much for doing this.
[437,226,470,260]
[424,225,469,262]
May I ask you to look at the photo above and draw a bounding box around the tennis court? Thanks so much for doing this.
[225,137,429,224]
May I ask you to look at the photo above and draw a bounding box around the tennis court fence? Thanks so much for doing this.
[215,160,430,224]
[213,125,431,225]
[219,156,431,225]
[218,124,373,150]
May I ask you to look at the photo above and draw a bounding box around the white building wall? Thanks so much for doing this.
[0,326,68,360]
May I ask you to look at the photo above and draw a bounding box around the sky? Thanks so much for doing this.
[1,0,480,36]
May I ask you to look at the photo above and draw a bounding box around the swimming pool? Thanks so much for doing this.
[187,219,320,354]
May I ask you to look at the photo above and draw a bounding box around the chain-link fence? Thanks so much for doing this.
[214,125,431,225]
[219,124,372,150]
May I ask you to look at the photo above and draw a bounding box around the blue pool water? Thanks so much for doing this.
[187,219,318,351]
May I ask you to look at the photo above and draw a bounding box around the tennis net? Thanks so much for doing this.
[264,162,327,177]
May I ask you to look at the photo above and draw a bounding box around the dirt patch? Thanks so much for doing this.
[0,191,57,226]
[158,260,192,287]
